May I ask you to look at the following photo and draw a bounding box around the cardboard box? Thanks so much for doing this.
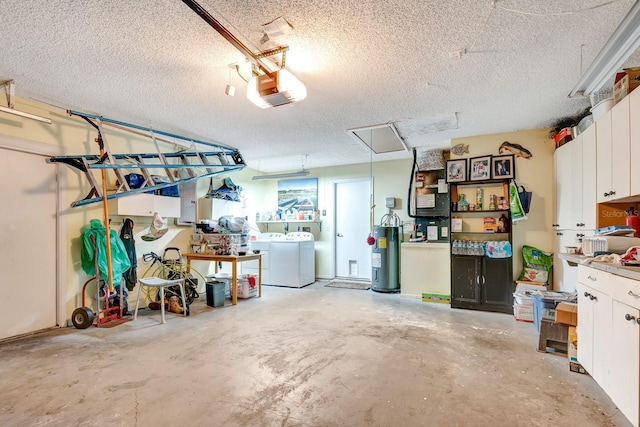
[555,302,578,326]
[451,218,462,232]
[614,67,640,104]
[513,302,534,322]
[568,326,578,362]
[483,217,496,232]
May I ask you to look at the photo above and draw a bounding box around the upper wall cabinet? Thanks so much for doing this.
[554,124,596,230]
[108,193,181,218]
[596,109,614,203]
[630,88,640,197]
[597,94,633,203]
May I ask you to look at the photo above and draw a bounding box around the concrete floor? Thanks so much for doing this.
[0,281,632,427]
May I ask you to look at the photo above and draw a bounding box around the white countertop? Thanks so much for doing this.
[559,253,640,281]
[401,242,450,248]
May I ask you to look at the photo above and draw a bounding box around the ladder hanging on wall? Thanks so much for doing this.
[48,110,246,208]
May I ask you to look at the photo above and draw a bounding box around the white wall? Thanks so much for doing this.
[1,97,555,324]
[451,129,555,280]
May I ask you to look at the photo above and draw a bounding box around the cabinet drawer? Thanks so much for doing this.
[612,274,640,311]
[578,266,610,294]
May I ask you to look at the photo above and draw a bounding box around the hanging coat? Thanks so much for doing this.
[119,218,138,291]
[81,219,131,286]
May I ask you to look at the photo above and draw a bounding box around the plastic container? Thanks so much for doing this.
[205,281,225,307]
[590,98,613,121]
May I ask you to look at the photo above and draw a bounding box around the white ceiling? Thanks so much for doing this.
[0,0,637,172]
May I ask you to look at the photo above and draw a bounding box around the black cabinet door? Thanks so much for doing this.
[451,255,481,307]
[482,257,513,310]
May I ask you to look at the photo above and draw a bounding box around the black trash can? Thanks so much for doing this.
[206,281,225,307]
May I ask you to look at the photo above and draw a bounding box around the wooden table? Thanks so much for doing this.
[183,253,262,305]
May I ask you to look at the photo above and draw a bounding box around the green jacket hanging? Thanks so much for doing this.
[81,219,131,286]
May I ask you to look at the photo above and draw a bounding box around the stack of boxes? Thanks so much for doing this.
[513,282,546,322]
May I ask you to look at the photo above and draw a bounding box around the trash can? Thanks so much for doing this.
[206,281,225,307]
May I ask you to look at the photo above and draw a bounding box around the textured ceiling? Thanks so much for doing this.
[0,0,638,172]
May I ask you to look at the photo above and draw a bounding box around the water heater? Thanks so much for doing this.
[371,225,400,293]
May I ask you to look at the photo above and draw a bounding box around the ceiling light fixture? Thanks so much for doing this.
[569,1,640,98]
[252,154,309,180]
[181,0,307,109]
[251,169,310,180]
[247,69,307,109]
[0,80,52,124]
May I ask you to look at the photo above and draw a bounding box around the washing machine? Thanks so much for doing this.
[267,232,315,288]
[241,233,285,285]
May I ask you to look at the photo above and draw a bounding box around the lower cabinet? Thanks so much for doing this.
[451,255,512,313]
[577,266,640,427]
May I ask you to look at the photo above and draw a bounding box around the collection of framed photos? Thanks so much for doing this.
[446,154,515,183]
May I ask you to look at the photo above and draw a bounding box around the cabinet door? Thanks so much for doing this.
[451,255,481,306]
[554,142,574,228]
[482,257,513,308]
[630,88,640,197]
[610,300,640,426]
[570,138,583,228]
[581,124,597,229]
[596,110,613,203]
[577,283,595,374]
[553,231,580,291]
[154,195,181,218]
[592,286,612,393]
[611,96,631,200]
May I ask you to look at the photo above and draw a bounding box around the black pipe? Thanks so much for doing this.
[180,0,272,75]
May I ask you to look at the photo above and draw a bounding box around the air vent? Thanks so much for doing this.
[347,123,408,154]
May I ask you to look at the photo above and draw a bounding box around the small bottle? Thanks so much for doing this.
[489,195,497,211]
[476,188,483,210]
[497,214,509,233]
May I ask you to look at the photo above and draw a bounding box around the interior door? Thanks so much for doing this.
[335,179,371,280]
[0,146,58,340]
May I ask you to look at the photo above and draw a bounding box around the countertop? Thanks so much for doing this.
[559,253,640,281]
[401,242,450,248]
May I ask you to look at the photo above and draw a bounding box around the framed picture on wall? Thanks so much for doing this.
[446,159,467,182]
[469,155,492,181]
[491,154,515,179]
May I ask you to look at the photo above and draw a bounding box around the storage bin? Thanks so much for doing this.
[205,281,225,307]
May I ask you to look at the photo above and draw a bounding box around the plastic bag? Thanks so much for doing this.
[485,241,513,258]
[218,216,249,233]
[518,245,553,284]
[509,180,527,223]
[516,181,532,214]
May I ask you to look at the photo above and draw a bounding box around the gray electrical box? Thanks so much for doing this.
[385,197,396,208]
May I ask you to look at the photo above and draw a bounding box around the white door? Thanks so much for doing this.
[335,179,371,280]
[0,146,58,340]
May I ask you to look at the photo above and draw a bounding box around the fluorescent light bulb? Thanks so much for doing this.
[0,105,52,124]
[252,170,309,180]
[569,1,640,97]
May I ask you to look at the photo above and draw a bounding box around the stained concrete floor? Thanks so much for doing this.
[0,281,632,427]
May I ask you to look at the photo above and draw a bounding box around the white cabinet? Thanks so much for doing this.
[576,266,612,392]
[610,299,640,427]
[554,141,574,228]
[596,110,613,203]
[197,198,242,221]
[108,193,181,218]
[553,230,594,291]
[553,125,596,230]
[630,88,640,197]
[612,95,631,200]
[576,266,640,427]
[597,95,632,202]
[400,243,450,298]
[610,274,640,427]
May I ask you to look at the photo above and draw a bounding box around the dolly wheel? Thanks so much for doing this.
[72,307,94,329]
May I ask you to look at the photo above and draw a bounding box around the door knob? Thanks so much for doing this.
[626,313,636,322]
[336,233,344,237]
